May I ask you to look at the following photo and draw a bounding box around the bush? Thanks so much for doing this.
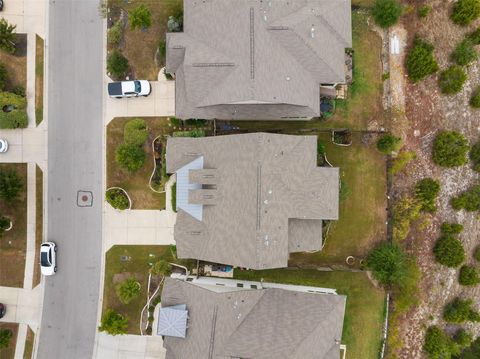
[441,222,464,235]
[98,309,128,335]
[158,39,166,62]
[475,246,480,262]
[107,50,129,79]
[439,66,467,94]
[0,63,7,91]
[454,328,473,348]
[124,118,148,146]
[469,28,480,44]
[451,184,480,211]
[470,88,480,108]
[129,4,152,30]
[406,38,439,82]
[115,278,141,304]
[443,297,480,323]
[390,151,416,174]
[171,182,177,212]
[418,5,432,17]
[458,337,480,358]
[451,0,480,25]
[451,39,478,66]
[172,129,205,137]
[0,329,12,349]
[12,85,25,97]
[432,131,469,167]
[0,19,17,54]
[392,196,421,242]
[105,188,129,210]
[415,178,440,212]
[150,259,171,276]
[424,326,459,359]
[0,168,23,201]
[372,0,402,28]
[107,21,122,45]
[366,242,408,286]
[115,143,145,172]
[459,265,479,285]
[434,235,465,267]
[377,133,402,154]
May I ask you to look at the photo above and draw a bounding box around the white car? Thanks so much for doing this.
[107,80,151,98]
[40,242,57,276]
[0,139,8,153]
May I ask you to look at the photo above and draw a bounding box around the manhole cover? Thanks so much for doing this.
[77,191,93,207]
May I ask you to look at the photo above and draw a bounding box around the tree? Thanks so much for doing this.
[105,189,129,210]
[450,39,478,66]
[0,168,23,201]
[470,87,480,109]
[377,133,402,154]
[372,0,402,28]
[115,143,145,172]
[406,37,439,82]
[0,19,17,54]
[432,131,469,167]
[0,329,12,349]
[98,309,128,335]
[366,242,408,286]
[439,66,467,95]
[451,0,480,25]
[107,50,129,79]
[424,326,459,359]
[115,278,141,304]
[434,235,465,267]
[150,259,171,276]
[451,184,480,211]
[129,5,152,30]
[415,178,440,212]
[459,265,480,285]
[443,297,480,323]
[124,118,148,146]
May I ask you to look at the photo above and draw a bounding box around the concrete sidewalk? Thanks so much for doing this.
[0,286,41,328]
[93,332,166,359]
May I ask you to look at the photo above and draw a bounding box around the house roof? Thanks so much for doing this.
[161,278,346,359]
[166,0,352,120]
[166,133,339,269]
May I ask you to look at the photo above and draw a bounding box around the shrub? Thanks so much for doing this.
[454,328,473,348]
[469,28,480,44]
[0,19,17,54]
[392,196,422,242]
[116,143,145,172]
[115,278,141,304]
[432,131,469,167]
[172,129,205,137]
[0,329,12,349]
[171,182,177,212]
[443,297,480,323]
[0,63,7,90]
[377,133,402,154]
[415,178,440,212]
[124,118,148,146]
[451,39,478,66]
[470,88,480,108]
[98,309,128,335]
[475,246,480,261]
[424,326,459,359]
[418,5,432,17]
[434,235,465,267]
[459,265,479,285]
[441,222,464,235]
[439,66,467,94]
[12,85,25,97]
[406,38,439,82]
[366,242,408,286]
[451,0,480,25]
[129,4,152,30]
[459,337,480,358]
[107,20,122,45]
[107,50,129,79]
[451,184,480,211]
[105,188,129,210]
[390,151,416,174]
[158,39,166,62]
[0,168,23,201]
[150,259,171,276]
[372,0,402,28]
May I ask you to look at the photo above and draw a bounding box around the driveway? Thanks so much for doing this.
[0,0,46,36]
[93,332,166,359]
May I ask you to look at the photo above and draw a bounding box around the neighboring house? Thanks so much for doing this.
[166,0,352,120]
[158,277,346,359]
[166,133,339,269]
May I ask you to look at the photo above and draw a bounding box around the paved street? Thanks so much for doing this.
[36,1,104,358]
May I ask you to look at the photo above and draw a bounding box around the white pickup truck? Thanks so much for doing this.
[107,80,151,98]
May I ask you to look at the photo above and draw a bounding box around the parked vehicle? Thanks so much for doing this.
[0,303,5,319]
[40,242,57,276]
[0,139,8,153]
[107,80,151,98]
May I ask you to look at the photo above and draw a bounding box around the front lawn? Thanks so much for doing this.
[234,269,385,359]
[0,163,28,287]
[289,132,387,267]
[35,35,44,126]
[0,322,19,359]
[0,34,27,91]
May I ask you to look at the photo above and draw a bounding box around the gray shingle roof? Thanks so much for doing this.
[161,278,346,359]
[166,0,352,120]
[166,133,339,269]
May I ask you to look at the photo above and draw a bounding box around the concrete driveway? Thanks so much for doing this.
[0,0,46,36]
[93,332,166,359]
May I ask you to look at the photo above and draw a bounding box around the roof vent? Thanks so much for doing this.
[310,25,315,38]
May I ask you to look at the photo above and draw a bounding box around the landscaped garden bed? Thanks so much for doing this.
[0,322,19,359]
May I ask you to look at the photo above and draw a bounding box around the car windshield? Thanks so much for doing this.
[134,81,141,93]
[40,251,51,266]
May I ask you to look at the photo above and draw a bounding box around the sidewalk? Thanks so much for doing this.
[93,332,166,359]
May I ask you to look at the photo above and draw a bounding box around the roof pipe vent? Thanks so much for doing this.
[310,25,315,38]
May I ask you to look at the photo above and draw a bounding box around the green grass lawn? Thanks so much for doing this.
[22,326,34,359]
[290,132,387,267]
[0,164,28,287]
[234,269,385,359]
[0,322,19,359]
